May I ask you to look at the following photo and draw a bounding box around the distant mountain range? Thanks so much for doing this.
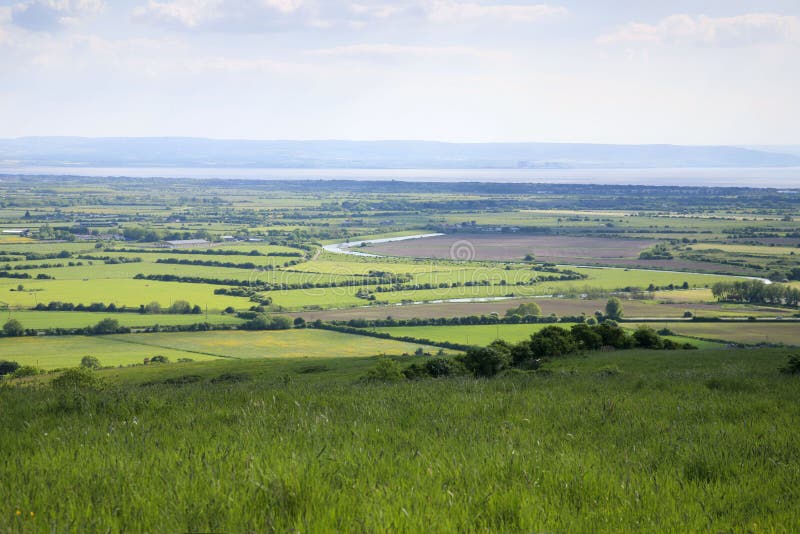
[1,137,799,169]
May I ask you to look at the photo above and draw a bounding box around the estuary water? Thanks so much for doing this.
[1,166,799,188]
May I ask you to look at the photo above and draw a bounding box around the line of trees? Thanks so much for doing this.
[32,300,203,314]
[459,324,695,377]
[711,280,800,307]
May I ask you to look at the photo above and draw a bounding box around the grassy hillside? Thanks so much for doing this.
[1,347,798,532]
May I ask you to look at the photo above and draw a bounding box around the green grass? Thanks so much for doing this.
[0,329,436,369]
[0,347,798,531]
[628,321,800,346]
[0,278,248,311]
[0,335,217,369]
[1,311,242,330]
[371,323,579,345]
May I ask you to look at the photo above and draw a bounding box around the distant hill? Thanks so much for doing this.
[1,137,799,169]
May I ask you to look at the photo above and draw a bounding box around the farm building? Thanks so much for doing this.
[2,228,30,236]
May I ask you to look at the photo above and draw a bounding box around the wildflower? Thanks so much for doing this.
[15,510,21,516]
[30,511,35,518]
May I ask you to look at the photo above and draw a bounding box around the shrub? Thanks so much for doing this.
[505,302,541,317]
[460,345,511,377]
[633,326,663,349]
[405,358,463,379]
[149,355,170,364]
[51,368,104,391]
[241,314,293,331]
[528,326,577,359]
[779,355,800,375]
[92,318,123,335]
[11,365,44,379]
[3,318,24,337]
[570,323,603,351]
[0,360,20,376]
[80,356,102,369]
[605,297,623,319]
[365,359,404,382]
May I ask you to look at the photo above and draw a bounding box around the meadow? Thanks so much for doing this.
[1,310,242,330]
[1,347,798,531]
[0,329,435,369]
[628,321,800,346]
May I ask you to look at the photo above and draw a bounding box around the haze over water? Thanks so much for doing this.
[2,166,798,188]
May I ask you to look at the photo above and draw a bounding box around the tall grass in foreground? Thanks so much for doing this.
[1,349,798,532]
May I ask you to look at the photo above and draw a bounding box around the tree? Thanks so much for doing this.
[0,360,20,376]
[365,358,404,381]
[505,302,541,317]
[92,318,121,335]
[605,297,623,320]
[3,319,24,337]
[461,344,511,377]
[632,326,662,349]
[527,326,577,359]
[293,317,306,328]
[168,300,192,314]
[570,323,603,351]
[80,356,102,369]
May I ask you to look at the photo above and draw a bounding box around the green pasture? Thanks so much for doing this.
[0,335,216,369]
[102,329,436,361]
[0,329,435,369]
[0,279,248,311]
[628,321,800,346]
[371,323,580,345]
[1,310,242,330]
[1,347,798,531]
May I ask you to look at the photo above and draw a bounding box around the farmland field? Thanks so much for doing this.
[0,329,436,369]
[0,310,242,330]
[628,322,800,346]
[366,234,656,262]
[1,176,799,531]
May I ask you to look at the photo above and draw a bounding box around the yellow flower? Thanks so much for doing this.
[29,511,35,518]
[15,510,21,516]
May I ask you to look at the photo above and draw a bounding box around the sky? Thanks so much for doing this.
[0,0,798,144]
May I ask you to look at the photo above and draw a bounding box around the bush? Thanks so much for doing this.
[80,356,102,369]
[3,318,24,337]
[11,365,44,379]
[505,302,541,317]
[633,326,663,349]
[241,314,293,331]
[605,297,623,319]
[0,360,20,376]
[51,368,104,391]
[779,355,800,375]
[365,359,404,382]
[149,355,170,364]
[92,318,123,335]
[528,326,577,359]
[461,345,511,377]
[404,358,463,379]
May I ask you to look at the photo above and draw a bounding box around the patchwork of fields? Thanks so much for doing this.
[0,329,436,369]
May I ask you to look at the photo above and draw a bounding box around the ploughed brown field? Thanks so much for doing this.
[286,297,789,322]
[365,234,654,262]
[365,234,752,273]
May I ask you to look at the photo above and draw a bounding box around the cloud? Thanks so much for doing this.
[425,1,566,23]
[133,0,337,31]
[10,0,103,31]
[132,0,567,32]
[597,13,800,47]
[307,43,503,61]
